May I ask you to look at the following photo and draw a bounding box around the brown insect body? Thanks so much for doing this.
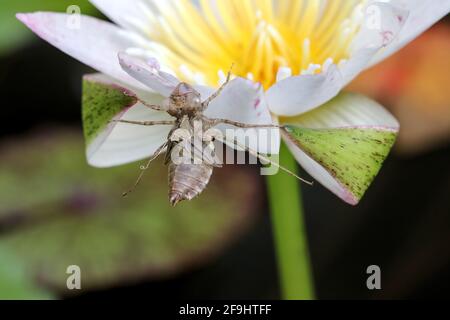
[167,161,214,206]
[117,71,306,206]
[165,84,220,206]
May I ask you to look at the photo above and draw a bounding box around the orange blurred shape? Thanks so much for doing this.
[348,23,450,155]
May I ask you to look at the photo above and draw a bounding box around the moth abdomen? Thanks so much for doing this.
[168,163,214,206]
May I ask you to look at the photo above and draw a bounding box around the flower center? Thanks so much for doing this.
[136,0,366,88]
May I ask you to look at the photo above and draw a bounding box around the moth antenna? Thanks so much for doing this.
[220,137,314,186]
[122,142,168,197]
[122,164,149,198]
[257,152,314,186]
[201,63,236,109]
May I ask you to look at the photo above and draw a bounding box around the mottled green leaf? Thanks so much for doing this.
[0,130,261,295]
[284,126,397,201]
[0,246,53,300]
[82,76,138,145]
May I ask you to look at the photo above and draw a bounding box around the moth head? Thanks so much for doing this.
[168,82,202,116]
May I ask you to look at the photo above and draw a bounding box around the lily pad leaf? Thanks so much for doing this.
[0,246,53,300]
[0,130,262,295]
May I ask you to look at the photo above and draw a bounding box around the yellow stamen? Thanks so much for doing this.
[140,0,367,89]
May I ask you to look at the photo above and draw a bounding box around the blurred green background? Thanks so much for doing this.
[0,1,449,300]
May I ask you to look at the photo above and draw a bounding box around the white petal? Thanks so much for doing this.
[118,52,180,97]
[283,92,399,205]
[339,2,408,83]
[369,0,450,66]
[83,74,173,168]
[267,64,343,117]
[16,12,144,88]
[89,0,150,33]
[267,2,407,117]
[288,92,399,130]
[200,79,281,155]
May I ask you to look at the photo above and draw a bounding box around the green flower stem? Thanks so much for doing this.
[266,143,315,300]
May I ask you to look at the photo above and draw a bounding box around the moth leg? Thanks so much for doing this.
[123,142,168,197]
[217,136,313,186]
[112,119,176,126]
[202,64,234,109]
[141,102,165,112]
[205,117,282,129]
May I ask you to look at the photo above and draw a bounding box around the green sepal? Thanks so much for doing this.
[82,77,138,145]
[284,125,397,202]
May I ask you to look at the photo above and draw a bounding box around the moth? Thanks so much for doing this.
[114,71,311,206]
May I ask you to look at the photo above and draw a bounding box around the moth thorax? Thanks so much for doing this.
[167,82,203,117]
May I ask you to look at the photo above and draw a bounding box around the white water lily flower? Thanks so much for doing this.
[17,0,450,205]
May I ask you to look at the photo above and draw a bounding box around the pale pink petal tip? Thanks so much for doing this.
[16,13,31,27]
